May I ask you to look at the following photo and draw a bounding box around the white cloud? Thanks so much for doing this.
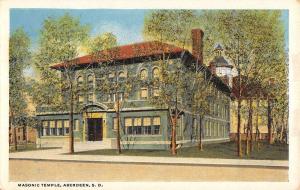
[91,21,143,45]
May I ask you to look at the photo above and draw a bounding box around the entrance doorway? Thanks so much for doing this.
[87,118,103,141]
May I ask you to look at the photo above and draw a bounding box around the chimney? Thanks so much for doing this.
[191,28,204,65]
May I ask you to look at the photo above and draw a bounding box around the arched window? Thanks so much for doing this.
[140,69,147,80]
[119,71,126,78]
[77,76,83,87]
[88,75,94,83]
[108,72,115,79]
[87,74,94,85]
[152,67,159,78]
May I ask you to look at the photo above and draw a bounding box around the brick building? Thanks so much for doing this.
[36,29,232,150]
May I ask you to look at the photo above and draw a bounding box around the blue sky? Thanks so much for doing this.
[10,9,149,51]
[10,9,289,51]
[10,9,288,77]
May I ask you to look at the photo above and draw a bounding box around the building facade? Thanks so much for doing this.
[36,29,232,150]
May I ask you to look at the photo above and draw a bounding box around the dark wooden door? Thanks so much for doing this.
[87,118,102,141]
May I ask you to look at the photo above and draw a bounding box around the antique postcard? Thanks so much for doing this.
[0,0,300,190]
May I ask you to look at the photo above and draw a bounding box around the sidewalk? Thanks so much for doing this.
[9,148,289,168]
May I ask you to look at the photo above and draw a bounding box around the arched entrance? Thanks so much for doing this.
[81,103,108,142]
[87,118,103,141]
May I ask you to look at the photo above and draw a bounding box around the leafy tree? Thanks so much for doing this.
[144,10,287,157]
[9,28,31,150]
[189,70,214,151]
[88,32,136,154]
[88,32,118,55]
[32,13,90,153]
[199,10,287,156]
[144,10,203,155]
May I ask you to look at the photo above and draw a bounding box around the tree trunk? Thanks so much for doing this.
[255,99,260,150]
[245,99,250,156]
[237,98,242,157]
[280,112,285,143]
[69,88,74,154]
[267,97,273,144]
[24,125,27,145]
[198,116,203,151]
[249,99,253,152]
[116,100,121,154]
[245,129,249,156]
[11,112,18,151]
[14,126,18,151]
[171,115,177,155]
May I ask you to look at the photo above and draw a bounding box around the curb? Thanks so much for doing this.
[9,157,289,169]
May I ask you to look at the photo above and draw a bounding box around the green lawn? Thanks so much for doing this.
[9,144,59,153]
[73,141,288,160]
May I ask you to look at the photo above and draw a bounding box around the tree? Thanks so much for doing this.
[189,69,213,151]
[199,10,287,156]
[9,28,31,150]
[33,13,90,153]
[144,10,200,155]
[88,32,136,154]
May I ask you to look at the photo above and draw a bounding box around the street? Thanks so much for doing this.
[10,159,288,181]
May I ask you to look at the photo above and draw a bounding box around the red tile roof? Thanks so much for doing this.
[50,41,185,69]
[231,76,267,99]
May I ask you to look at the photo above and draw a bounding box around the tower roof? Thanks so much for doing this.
[214,43,223,51]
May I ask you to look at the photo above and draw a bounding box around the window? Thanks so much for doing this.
[42,121,48,136]
[57,120,63,136]
[217,68,222,75]
[153,117,161,135]
[143,117,151,135]
[140,69,147,80]
[225,105,229,120]
[87,74,94,88]
[125,118,133,135]
[109,92,124,102]
[134,118,142,135]
[153,87,160,97]
[214,122,218,137]
[220,124,224,137]
[152,67,159,78]
[74,119,79,131]
[125,116,161,136]
[118,71,126,78]
[78,94,84,104]
[77,76,83,87]
[118,92,124,101]
[108,72,115,79]
[140,88,148,99]
[88,93,94,103]
[209,121,212,137]
[210,102,214,115]
[109,93,115,102]
[49,121,56,136]
[113,118,118,131]
[64,120,69,135]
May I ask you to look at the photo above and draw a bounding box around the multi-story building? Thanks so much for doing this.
[36,29,232,150]
[208,44,270,142]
